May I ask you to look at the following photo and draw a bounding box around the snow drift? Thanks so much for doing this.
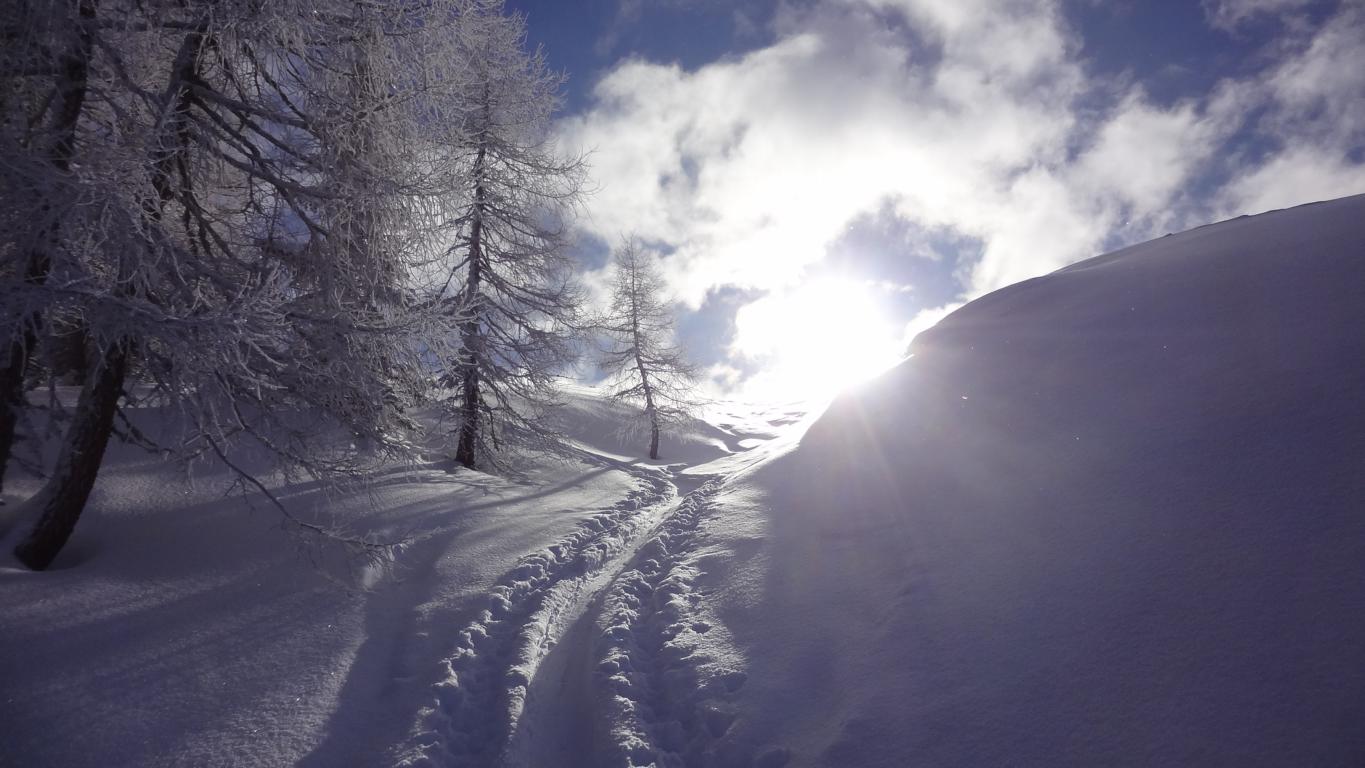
[711,194,1365,766]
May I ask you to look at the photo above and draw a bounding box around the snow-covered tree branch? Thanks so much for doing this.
[1,0,561,568]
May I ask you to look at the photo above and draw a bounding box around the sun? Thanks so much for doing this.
[732,277,907,400]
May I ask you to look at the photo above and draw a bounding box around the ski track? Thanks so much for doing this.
[400,460,675,768]
[595,477,746,768]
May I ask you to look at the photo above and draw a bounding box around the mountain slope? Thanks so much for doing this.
[711,194,1365,766]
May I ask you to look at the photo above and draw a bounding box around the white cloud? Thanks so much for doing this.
[859,0,1077,86]
[558,0,1365,395]
[965,168,1105,293]
[1221,146,1365,215]
[902,301,961,347]
[1074,94,1220,212]
[559,0,1103,309]
[1213,4,1365,215]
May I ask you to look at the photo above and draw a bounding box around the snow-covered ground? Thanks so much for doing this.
[0,418,641,767]
[4,195,1365,766]
[0,383,805,767]
[703,193,1365,766]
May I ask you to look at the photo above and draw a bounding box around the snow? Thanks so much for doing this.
[705,193,1365,765]
[403,462,678,766]
[551,385,742,465]
[5,194,1365,766]
[0,402,649,767]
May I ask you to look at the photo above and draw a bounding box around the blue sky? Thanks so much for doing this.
[507,0,1365,398]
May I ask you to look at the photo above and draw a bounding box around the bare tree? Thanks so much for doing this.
[597,237,702,460]
[441,0,587,470]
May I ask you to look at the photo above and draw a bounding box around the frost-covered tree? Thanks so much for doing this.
[1,0,483,569]
[597,238,702,460]
[441,1,587,470]
[0,0,97,498]
[6,10,222,568]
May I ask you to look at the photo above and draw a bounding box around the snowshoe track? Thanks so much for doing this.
[595,477,744,768]
[401,463,674,767]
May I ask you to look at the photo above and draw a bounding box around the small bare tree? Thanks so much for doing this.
[597,237,702,460]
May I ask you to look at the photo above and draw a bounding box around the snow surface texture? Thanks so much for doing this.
[0,382,787,767]
[709,194,1365,766]
[551,385,765,466]
[402,460,677,765]
[0,439,635,767]
[6,195,1365,767]
[591,476,745,768]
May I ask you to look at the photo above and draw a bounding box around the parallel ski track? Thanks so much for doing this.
[401,459,675,767]
[595,477,746,768]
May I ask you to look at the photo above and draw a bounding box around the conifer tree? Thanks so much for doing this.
[597,237,702,460]
[442,1,587,470]
[1,0,482,568]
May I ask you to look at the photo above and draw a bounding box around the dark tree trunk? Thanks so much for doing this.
[454,314,479,469]
[632,295,659,460]
[13,342,128,570]
[51,321,91,384]
[0,0,96,496]
[0,340,34,496]
[454,175,484,469]
[12,26,203,568]
[455,95,490,470]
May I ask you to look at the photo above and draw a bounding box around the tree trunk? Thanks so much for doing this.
[13,341,128,570]
[0,340,34,496]
[454,320,479,468]
[631,282,659,460]
[454,177,483,469]
[455,92,490,469]
[12,25,203,567]
[0,0,96,496]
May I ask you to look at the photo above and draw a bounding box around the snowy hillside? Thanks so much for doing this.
[0,411,642,767]
[0,384,803,767]
[3,195,1364,767]
[705,194,1365,766]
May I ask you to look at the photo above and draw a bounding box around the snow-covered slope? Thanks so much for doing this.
[0,395,692,767]
[5,196,1363,768]
[551,385,744,465]
[0,379,795,767]
[706,194,1365,765]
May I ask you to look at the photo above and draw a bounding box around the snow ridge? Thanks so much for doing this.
[595,477,746,768]
[402,464,675,767]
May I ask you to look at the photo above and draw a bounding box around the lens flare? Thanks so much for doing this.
[732,277,906,399]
